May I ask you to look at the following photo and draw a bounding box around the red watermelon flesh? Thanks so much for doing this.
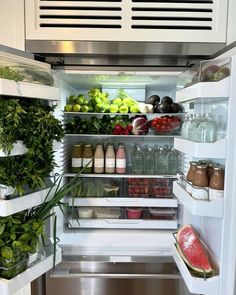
[176,224,213,274]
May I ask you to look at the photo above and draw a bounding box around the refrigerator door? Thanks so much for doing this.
[0,45,62,295]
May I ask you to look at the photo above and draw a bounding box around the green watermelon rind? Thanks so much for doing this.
[176,225,213,275]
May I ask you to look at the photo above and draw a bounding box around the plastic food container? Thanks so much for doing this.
[78,207,93,219]
[152,179,173,198]
[94,207,121,219]
[127,178,154,186]
[149,208,177,220]
[104,183,119,197]
[127,185,152,198]
[126,208,143,219]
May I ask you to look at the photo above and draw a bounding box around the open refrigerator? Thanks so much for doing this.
[0,47,235,295]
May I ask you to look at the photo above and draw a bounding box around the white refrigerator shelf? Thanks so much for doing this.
[68,218,178,229]
[0,186,56,217]
[0,141,28,157]
[171,243,220,295]
[174,137,226,159]
[176,76,230,103]
[0,247,62,295]
[64,173,178,179]
[0,78,60,101]
[173,182,224,218]
[68,197,178,208]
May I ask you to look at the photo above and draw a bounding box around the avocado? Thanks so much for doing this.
[147,95,160,106]
[161,96,173,105]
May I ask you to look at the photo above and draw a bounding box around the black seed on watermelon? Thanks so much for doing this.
[147,95,160,106]
[161,96,173,105]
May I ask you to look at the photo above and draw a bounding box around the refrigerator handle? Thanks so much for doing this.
[51,269,181,279]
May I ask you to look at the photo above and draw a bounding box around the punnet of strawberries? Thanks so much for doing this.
[150,115,182,134]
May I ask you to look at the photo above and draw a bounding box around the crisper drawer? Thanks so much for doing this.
[46,255,197,295]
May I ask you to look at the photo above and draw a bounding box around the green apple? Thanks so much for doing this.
[109,104,119,113]
[130,104,140,113]
[82,98,89,105]
[113,98,123,107]
[95,102,103,113]
[119,105,129,113]
[81,105,89,113]
[64,104,73,112]
[76,95,85,105]
[68,95,77,104]
[73,104,81,112]
[123,97,135,107]
[88,105,94,112]
[103,103,110,112]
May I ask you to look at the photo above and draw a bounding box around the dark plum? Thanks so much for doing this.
[147,95,160,106]
[161,96,173,105]
[155,102,171,113]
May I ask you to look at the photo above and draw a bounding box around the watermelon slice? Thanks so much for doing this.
[176,224,213,274]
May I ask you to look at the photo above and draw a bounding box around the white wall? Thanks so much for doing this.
[0,0,25,50]
[227,0,236,45]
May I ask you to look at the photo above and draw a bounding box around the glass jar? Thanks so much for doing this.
[71,143,83,173]
[186,161,198,195]
[94,144,104,174]
[192,164,209,200]
[209,166,225,200]
[82,144,93,173]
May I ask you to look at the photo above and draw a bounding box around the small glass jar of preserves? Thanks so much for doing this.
[186,161,198,195]
[192,164,209,200]
[82,144,93,173]
[71,143,83,173]
[207,162,214,180]
[209,166,225,200]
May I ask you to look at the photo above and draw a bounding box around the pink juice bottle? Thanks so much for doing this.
[116,143,126,174]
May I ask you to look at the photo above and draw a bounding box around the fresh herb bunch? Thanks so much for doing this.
[0,66,24,82]
[0,175,82,279]
[0,97,64,195]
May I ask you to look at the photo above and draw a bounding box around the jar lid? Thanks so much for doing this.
[190,161,198,166]
[85,144,92,147]
[213,166,225,171]
[196,164,207,169]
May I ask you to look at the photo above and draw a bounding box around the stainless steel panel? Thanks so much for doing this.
[45,255,198,295]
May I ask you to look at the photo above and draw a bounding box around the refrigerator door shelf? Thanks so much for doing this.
[68,218,178,230]
[0,247,62,295]
[0,141,28,157]
[68,197,178,208]
[171,243,220,295]
[0,78,60,101]
[176,76,230,103]
[173,181,224,218]
[0,186,56,217]
[174,137,226,159]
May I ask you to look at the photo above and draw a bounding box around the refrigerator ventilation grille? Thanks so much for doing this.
[131,0,213,30]
[39,0,123,29]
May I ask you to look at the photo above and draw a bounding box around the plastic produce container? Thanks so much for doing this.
[104,183,119,197]
[78,207,93,219]
[149,208,177,220]
[94,207,121,219]
[126,208,143,219]
[0,252,29,279]
[127,185,152,198]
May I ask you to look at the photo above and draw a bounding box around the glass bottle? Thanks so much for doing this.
[145,146,155,174]
[116,143,126,174]
[191,164,209,200]
[82,144,93,173]
[188,113,202,142]
[182,114,193,140]
[157,147,168,174]
[198,113,217,143]
[94,144,104,174]
[167,148,179,174]
[71,143,83,173]
[132,145,143,174]
[209,166,224,200]
[105,144,115,174]
[186,161,198,195]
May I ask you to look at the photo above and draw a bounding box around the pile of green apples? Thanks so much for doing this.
[64,94,91,113]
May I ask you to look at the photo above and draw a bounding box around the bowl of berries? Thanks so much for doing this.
[150,115,182,134]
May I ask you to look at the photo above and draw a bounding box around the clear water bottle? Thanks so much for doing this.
[167,148,179,174]
[132,145,143,174]
[145,146,155,174]
[198,113,217,143]
[188,113,202,142]
[156,147,168,174]
[182,114,193,139]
